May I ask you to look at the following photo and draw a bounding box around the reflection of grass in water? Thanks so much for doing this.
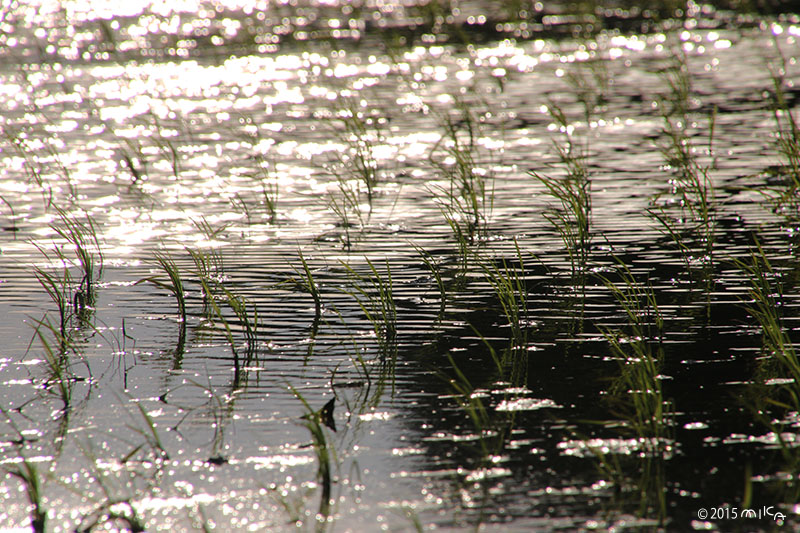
[600,259,667,440]
[290,386,337,530]
[414,244,448,322]
[1,397,51,532]
[440,334,531,529]
[72,435,152,531]
[8,460,47,533]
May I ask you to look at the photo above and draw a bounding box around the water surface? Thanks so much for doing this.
[1,1,799,531]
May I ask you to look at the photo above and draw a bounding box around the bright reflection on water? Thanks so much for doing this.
[1,0,800,530]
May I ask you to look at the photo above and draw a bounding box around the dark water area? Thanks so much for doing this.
[1,1,800,531]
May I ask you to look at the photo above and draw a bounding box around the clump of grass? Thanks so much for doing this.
[340,257,397,361]
[232,120,281,225]
[648,50,717,282]
[429,97,494,248]
[137,251,186,324]
[531,162,591,280]
[600,259,669,446]
[327,177,365,250]
[32,207,104,339]
[330,95,385,207]
[280,250,324,359]
[320,94,388,246]
[764,35,800,218]
[737,241,799,402]
[2,120,77,206]
[595,259,672,522]
[479,240,530,351]
[255,160,280,225]
[562,51,611,126]
[532,101,592,288]
[287,250,323,321]
[188,247,259,386]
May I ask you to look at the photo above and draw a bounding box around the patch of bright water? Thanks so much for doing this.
[1,1,800,531]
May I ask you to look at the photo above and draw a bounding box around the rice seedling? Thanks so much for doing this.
[532,166,591,278]
[137,251,187,324]
[733,240,800,511]
[1,119,77,206]
[327,177,366,250]
[413,244,447,322]
[647,51,717,284]
[187,247,259,385]
[230,119,282,225]
[2,126,52,207]
[531,103,592,289]
[340,257,397,361]
[329,95,385,207]
[478,240,530,351]
[192,215,228,252]
[52,206,104,314]
[32,207,104,338]
[292,251,323,322]
[763,38,800,217]
[562,52,611,126]
[737,241,799,404]
[280,250,324,358]
[429,97,494,246]
[125,402,170,462]
[0,194,18,234]
[32,254,74,341]
[599,258,669,444]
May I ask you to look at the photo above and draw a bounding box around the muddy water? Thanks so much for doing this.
[1,1,799,531]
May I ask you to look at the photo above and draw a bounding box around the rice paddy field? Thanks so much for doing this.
[0,1,799,531]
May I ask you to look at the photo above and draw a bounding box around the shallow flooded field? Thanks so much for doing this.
[1,1,799,531]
